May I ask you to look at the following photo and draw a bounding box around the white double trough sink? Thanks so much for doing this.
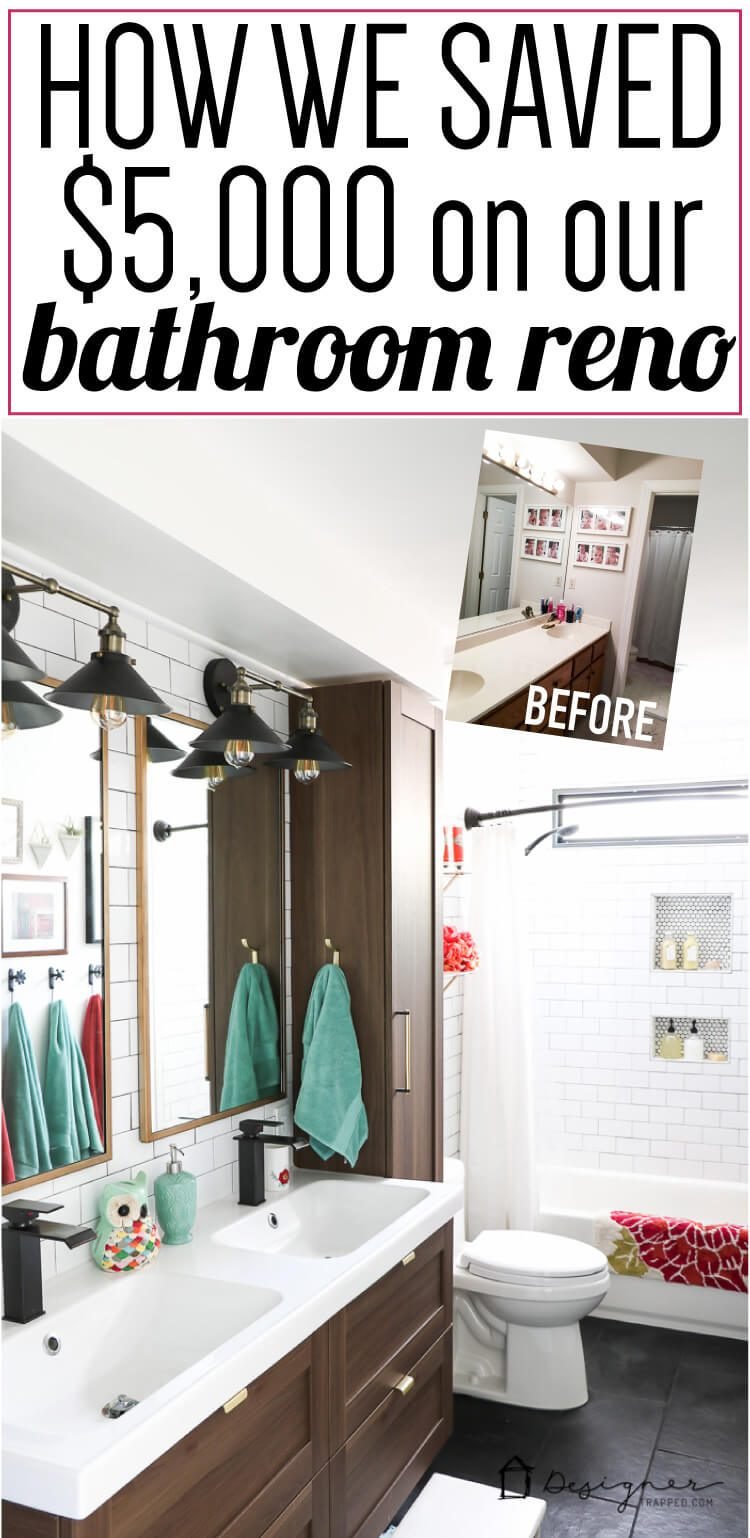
[2,1172,460,1520]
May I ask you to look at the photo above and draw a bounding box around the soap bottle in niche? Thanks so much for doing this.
[659,933,678,970]
[660,1019,683,1060]
[154,1145,197,1245]
[683,1020,705,1062]
[683,933,699,970]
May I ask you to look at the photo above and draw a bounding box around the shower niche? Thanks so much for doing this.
[651,893,733,972]
[652,1015,730,1063]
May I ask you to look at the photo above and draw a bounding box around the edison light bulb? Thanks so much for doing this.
[224,739,255,768]
[1,703,17,737]
[90,695,127,731]
[294,759,320,784]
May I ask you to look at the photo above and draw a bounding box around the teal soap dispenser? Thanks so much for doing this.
[154,1144,197,1245]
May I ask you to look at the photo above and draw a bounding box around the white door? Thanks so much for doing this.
[480,496,516,612]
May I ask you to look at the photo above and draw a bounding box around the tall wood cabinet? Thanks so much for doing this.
[290,682,442,1182]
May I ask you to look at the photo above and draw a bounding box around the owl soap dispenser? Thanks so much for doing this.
[155,1145,197,1245]
[93,1171,161,1273]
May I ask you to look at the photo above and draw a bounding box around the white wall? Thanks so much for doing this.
[3,419,486,702]
[5,570,292,1280]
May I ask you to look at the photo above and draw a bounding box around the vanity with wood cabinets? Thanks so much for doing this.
[477,632,610,732]
[2,1225,454,1538]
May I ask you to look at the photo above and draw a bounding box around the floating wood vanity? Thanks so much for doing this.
[2,1225,453,1538]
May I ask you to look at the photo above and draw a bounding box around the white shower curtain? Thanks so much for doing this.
[634,528,693,669]
[460,823,536,1240]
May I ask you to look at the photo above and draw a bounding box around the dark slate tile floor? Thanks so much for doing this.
[394,1319,747,1536]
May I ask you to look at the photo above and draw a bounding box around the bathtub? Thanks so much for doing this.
[538,1165,747,1339]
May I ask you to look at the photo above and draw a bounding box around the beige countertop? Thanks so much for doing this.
[448,616,611,723]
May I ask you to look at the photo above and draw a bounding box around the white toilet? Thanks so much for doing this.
[446,1159,609,1412]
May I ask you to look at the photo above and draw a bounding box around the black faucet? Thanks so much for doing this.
[234,1120,309,1206]
[2,1200,97,1324]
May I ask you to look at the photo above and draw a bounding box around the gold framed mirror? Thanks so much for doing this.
[2,678,112,1193]
[136,713,286,1142]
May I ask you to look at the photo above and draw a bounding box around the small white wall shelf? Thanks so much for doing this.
[652,1015,729,1061]
[651,892,733,972]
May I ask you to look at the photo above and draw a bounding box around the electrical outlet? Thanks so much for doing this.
[568,577,576,590]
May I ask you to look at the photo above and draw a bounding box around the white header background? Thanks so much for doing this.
[8,8,741,413]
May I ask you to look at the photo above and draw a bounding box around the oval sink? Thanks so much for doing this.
[213,1176,429,1260]
[448,669,485,706]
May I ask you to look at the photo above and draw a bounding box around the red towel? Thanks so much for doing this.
[612,1209,748,1293]
[2,1105,16,1185]
[82,993,105,1140]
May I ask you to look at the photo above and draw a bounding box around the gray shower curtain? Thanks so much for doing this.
[634,528,693,669]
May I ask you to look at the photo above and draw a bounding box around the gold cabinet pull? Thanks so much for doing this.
[394,1374,415,1397]
[223,1387,248,1414]
[401,1250,416,1267]
[393,1010,412,1094]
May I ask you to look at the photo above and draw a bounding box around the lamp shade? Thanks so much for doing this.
[190,701,284,756]
[268,728,351,771]
[2,629,45,684]
[2,679,63,730]
[91,719,185,764]
[145,721,186,763]
[172,748,256,782]
[48,650,169,717]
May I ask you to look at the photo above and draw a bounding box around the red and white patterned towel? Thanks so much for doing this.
[595,1210,748,1293]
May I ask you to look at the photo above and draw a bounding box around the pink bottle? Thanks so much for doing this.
[556,602,566,622]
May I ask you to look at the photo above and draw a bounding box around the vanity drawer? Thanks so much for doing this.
[240,1475,329,1538]
[571,644,593,680]
[592,634,608,663]
[329,1329,453,1538]
[589,652,606,695]
[536,656,574,695]
[108,1329,329,1538]
[477,690,528,730]
[329,1225,452,1449]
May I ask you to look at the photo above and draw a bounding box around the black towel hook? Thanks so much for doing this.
[7,968,26,995]
[48,967,64,993]
[88,963,104,988]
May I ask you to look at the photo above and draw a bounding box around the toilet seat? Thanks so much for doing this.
[459,1230,609,1289]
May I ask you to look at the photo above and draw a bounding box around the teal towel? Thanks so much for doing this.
[220,963,281,1111]
[294,964,368,1166]
[3,1002,52,1181]
[44,1000,104,1167]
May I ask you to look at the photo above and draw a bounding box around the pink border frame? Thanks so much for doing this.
[7,7,743,417]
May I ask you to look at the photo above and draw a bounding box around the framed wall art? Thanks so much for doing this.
[1,799,23,864]
[524,506,567,532]
[573,540,627,572]
[2,874,68,957]
[575,505,632,537]
[522,535,564,563]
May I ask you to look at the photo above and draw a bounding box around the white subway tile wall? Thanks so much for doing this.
[11,585,292,1278]
[529,839,747,1180]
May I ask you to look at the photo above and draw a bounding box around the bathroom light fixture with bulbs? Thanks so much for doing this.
[481,443,565,498]
[195,658,350,785]
[2,562,170,732]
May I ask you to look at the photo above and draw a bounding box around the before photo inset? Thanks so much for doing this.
[450,429,703,751]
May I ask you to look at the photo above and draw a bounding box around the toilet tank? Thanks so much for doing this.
[443,1157,465,1254]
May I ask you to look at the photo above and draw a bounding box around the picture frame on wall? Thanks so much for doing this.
[573,540,627,571]
[522,536,563,564]
[1,873,68,957]
[1,799,23,864]
[575,505,632,537]
[524,505,567,531]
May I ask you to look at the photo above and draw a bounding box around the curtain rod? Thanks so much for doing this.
[465,780,748,829]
